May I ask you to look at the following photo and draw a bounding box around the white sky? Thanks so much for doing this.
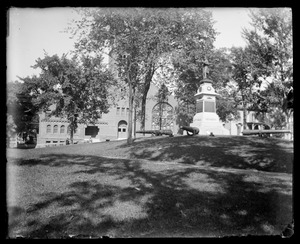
[7,7,252,83]
[208,8,252,48]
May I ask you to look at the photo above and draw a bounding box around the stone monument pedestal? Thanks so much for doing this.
[190,78,229,135]
[190,111,229,135]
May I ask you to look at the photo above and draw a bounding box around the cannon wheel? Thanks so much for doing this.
[186,130,194,136]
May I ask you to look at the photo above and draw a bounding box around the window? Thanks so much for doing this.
[122,128,126,132]
[85,126,99,137]
[46,125,51,133]
[46,141,51,143]
[53,125,58,133]
[60,125,65,134]
[121,107,125,116]
[116,107,120,115]
[118,128,121,132]
[53,141,58,143]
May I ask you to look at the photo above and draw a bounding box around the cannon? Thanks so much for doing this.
[242,129,291,137]
[180,126,199,136]
[159,130,174,136]
[136,130,173,137]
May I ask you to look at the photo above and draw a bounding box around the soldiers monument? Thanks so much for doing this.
[190,58,230,135]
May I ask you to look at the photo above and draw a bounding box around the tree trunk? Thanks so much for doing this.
[133,105,136,139]
[127,80,134,144]
[140,69,153,133]
[140,93,147,134]
[69,116,74,144]
[243,102,247,130]
[284,111,291,140]
[70,129,74,144]
[159,103,163,130]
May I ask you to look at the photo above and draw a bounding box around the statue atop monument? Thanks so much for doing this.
[202,57,210,79]
[190,56,229,135]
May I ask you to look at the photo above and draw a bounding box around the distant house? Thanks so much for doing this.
[36,83,180,147]
[223,110,262,136]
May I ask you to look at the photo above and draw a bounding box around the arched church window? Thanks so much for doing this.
[53,125,58,133]
[152,102,174,130]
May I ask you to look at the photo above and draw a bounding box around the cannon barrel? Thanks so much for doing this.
[136,130,173,136]
[136,130,156,134]
[180,126,199,136]
[159,130,173,136]
[242,129,291,136]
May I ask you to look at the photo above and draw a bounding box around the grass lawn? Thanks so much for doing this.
[6,135,293,238]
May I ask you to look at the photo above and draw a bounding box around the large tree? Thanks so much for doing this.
[7,81,39,137]
[137,8,216,132]
[73,8,145,143]
[229,46,262,129]
[242,8,293,131]
[21,53,116,144]
[71,8,216,143]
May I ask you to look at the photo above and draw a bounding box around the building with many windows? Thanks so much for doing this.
[36,83,180,147]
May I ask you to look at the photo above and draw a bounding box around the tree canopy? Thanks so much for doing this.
[7,81,39,136]
[71,8,217,142]
[8,8,293,142]
[242,8,293,129]
[20,53,116,143]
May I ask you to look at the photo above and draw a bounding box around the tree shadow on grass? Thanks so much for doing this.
[7,151,293,238]
[118,136,293,174]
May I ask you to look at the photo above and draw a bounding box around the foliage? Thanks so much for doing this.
[175,101,195,128]
[210,48,239,122]
[216,89,240,123]
[268,108,287,129]
[72,8,217,141]
[7,80,22,105]
[174,47,235,123]
[7,81,39,135]
[6,114,17,139]
[243,8,292,82]
[20,53,116,143]
[155,83,170,104]
[242,8,293,127]
[151,83,173,130]
[229,46,263,128]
